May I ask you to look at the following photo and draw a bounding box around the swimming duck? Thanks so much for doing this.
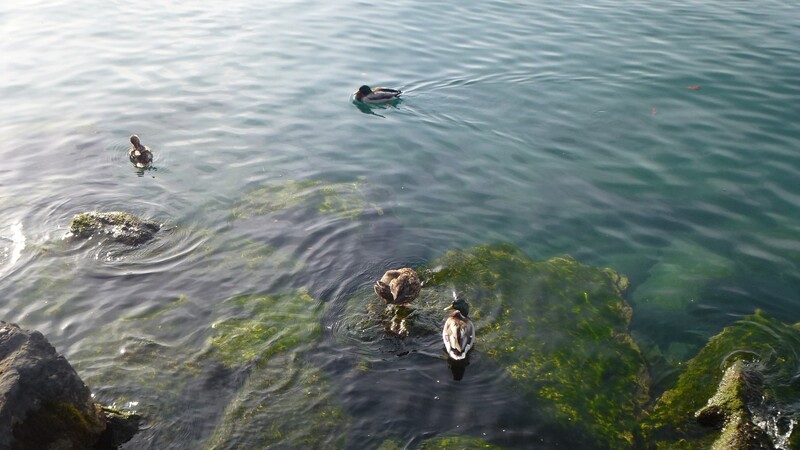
[442,295,475,360]
[128,135,153,167]
[374,267,421,305]
[354,85,402,103]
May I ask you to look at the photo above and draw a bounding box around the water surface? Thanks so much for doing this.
[1,0,799,447]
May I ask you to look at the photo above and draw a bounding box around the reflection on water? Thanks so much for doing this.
[1,0,800,447]
[448,356,470,382]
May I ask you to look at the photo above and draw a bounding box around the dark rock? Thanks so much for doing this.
[0,321,139,449]
[69,211,160,246]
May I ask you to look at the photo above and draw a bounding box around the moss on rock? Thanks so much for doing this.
[205,354,349,449]
[69,211,160,245]
[419,435,504,449]
[423,244,648,448]
[206,290,322,368]
[642,311,800,449]
[232,178,382,220]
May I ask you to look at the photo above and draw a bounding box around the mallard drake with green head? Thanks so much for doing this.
[128,135,153,167]
[354,85,402,103]
[374,267,421,305]
[443,295,475,360]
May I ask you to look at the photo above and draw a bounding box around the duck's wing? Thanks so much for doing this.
[374,87,402,94]
[374,281,393,302]
[365,88,401,102]
[391,274,421,303]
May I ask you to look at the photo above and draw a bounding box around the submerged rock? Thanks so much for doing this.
[205,291,350,448]
[422,244,649,448]
[378,435,504,449]
[632,239,734,312]
[643,311,800,449]
[0,321,139,449]
[206,290,323,368]
[231,177,383,220]
[69,211,160,246]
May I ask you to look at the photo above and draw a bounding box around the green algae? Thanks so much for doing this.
[642,310,800,449]
[231,177,382,220]
[205,353,349,449]
[206,290,322,368]
[69,288,345,448]
[419,435,504,449]
[69,211,160,245]
[204,290,350,448]
[377,435,503,449]
[424,243,648,448]
[12,401,106,449]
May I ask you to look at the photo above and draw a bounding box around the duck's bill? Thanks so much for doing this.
[444,305,455,311]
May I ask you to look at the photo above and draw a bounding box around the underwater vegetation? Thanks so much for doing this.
[205,353,349,449]
[424,244,648,448]
[377,435,503,449]
[57,239,800,448]
[69,289,348,448]
[642,310,800,449]
[205,291,349,448]
[206,291,322,368]
[231,178,383,220]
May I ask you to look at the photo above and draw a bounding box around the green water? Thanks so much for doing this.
[1,0,799,447]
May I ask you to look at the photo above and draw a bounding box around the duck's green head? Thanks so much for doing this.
[130,134,141,147]
[358,85,372,96]
[445,297,470,316]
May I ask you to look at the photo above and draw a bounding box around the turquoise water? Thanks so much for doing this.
[1,0,799,447]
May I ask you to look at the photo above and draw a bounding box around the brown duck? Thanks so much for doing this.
[374,267,421,305]
[128,135,153,167]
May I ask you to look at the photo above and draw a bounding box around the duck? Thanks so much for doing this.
[374,267,421,305]
[128,135,153,167]
[442,294,475,360]
[354,85,402,103]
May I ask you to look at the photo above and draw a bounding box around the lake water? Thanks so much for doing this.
[1,0,800,448]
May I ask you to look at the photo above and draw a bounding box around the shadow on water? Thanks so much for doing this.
[351,98,403,118]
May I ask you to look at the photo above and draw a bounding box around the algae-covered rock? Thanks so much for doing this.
[205,353,349,449]
[206,290,322,368]
[377,435,503,450]
[643,311,800,449]
[72,289,347,448]
[419,435,504,449]
[424,244,648,448]
[204,290,350,448]
[694,360,773,450]
[232,178,383,220]
[69,211,161,245]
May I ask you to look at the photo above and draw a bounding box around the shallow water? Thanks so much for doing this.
[1,0,800,448]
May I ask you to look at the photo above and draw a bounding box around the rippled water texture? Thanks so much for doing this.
[1,0,800,448]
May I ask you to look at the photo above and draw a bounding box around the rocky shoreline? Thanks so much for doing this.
[0,321,139,449]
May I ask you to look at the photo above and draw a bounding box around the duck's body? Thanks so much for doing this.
[374,267,421,305]
[128,135,153,168]
[442,296,475,360]
[354,85,402,103]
